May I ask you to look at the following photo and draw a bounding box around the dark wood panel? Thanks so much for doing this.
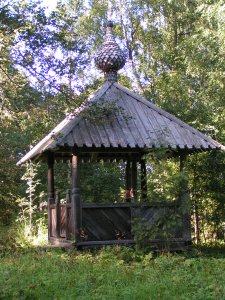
[66,207,72,240]
[55,203,186,247]
[60,206,66,237]
[132,206,183,239]
[82,207,132,241]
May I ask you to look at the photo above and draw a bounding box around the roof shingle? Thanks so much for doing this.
[17,82,225,165]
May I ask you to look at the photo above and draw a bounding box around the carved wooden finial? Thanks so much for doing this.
[94,21,126,82]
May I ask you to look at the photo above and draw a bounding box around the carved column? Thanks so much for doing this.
[47,151,55,240]
[71,154,82,243]
[131,160,137,200]
[180,153,192,243]
[140,159,147,202]
[125,160,132,202]
[55,191,61,238]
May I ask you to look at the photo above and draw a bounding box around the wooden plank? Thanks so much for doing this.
[65,190,71,239]
[82,202,178,208]
[152,110,178,147]
[141,159,147,201]
[82,207,132,241]
[47,152,55,240]
[135,101,159,147]
[127,95,153,146]
[125,160,132,201]
[53,82,113,148]
[149,109,172,147]
[83,121,102,148]
[66,207,73,240]
[65,132,75,147]
[50,207,56,237]
[60,205,66,238]
[114,82,224,151]
[104,87,131,147]
[76,120,93,147]
[119,91,146,147]
[94,123,111,147]
[72,123,85,147]
[76,147,142,154]
[131,160,137,199]
[77,239,136,246]
[114,91,139,148]
[102,121,120,147]
[71,154,82,242]
[93,87,123,148]
[55,191,61,238]
[77,237,188,246]
[163,118,186,148]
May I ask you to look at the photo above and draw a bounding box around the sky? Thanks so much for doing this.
[41,0,58,12]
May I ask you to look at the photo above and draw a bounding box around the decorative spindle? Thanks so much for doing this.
[94,21,126,82]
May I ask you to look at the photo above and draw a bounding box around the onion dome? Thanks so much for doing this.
[94,20,126,82]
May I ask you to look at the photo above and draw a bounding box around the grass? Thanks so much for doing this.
[0,245,224,300]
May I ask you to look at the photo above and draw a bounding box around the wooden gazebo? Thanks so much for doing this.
[17,21,225,250]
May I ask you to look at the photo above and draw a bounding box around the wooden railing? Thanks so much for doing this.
[49,193,185,243]
[49,190,72,240]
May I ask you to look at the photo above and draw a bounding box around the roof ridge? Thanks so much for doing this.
[113,82,225,150]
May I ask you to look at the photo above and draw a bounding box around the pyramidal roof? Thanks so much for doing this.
[17,81,225,165]
[17,21,225,165]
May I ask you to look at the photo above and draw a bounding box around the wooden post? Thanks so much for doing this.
[55,191,61,238]
[140,159,147,202]
[180,153,192,243]
[125,160,131,202]
[65,189,71,240]
[71,154,82,243]
[47,151,55,239]
[131,160,137,200]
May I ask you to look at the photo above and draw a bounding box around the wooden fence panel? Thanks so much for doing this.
[50,206,57,237]
[66,206,72,240]
[82,206,132,241]
[132,206,183,239]
[52,203,187,247]
[60,205,66,238]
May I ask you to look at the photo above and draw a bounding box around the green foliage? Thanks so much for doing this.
[145,151,184,203]
[0,247,224,299]
[132,207,183,252]
[189,151,225,242]
[80,162,125,203]
[81,98,132,125]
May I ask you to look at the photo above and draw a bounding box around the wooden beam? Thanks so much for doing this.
[140,159,147,202]
[65,190,71,240]
[131,160,137,200]
[71,154,82,243]
[77,239,136,247]
[47,151,55,239]
[180,153,192,242]
[55,191,61,238]
[125,160,131,202]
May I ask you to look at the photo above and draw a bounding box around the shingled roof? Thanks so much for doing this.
[17,80,225,165]
[17,21,225,166]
